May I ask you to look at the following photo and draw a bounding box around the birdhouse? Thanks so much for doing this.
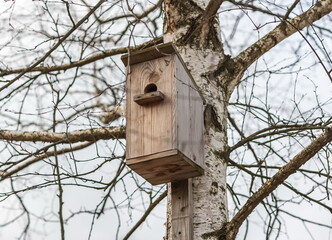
[121,43,204,185]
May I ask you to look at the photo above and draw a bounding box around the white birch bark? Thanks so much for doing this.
[163,0,332,239]
[164,0,228,239]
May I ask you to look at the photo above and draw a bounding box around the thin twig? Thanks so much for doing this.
[123,191,167,240]
[225,127,332,240]
[0,142,94,181]
[0,0,107,92]
[0,37,163,77]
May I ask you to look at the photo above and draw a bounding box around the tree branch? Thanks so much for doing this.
[0,0,107,92]
[226,0,285,19]
[0,142,94,181]
[0,38,163,77]
[99,0,163,24]
[227,160,332,213]
[122,191,167,240]
[228,0,332,95]
[0,126,125,143]
[99,105,125,124]
[229,124,328,152]
[199,0,223,45]
[283,0,300,20]
[225,127,332,240]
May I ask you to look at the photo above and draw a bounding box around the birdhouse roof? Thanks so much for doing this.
[121,42,179,66]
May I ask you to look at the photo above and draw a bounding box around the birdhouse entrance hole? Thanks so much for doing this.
[144,83,157,93]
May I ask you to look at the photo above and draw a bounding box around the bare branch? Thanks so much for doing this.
[123,191,167,240]
[225,0,284,19]
[225,127,332,240]
[227,160,332,212]
[0,0,108,92]
[229,124,328,152]
[199,0,223,45]
[0,38,163,77]
[283,0,300,20]
[99,0,163,23]
[228,162,332,179]
[99,105,125,124]
[228,0,332,95]
[0,142,94,181]
[0,126,125,143]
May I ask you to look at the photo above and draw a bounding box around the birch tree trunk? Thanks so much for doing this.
[163,0,332,239]
[164,1,229,239]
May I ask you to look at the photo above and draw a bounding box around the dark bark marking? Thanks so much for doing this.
[204,104,223,131]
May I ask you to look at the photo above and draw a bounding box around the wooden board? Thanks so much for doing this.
[121,43,177,66]
[134,91,165,105]
[176,55,191,162]
[189,72,205,167]
[126,149,203,185]
[171,180,192,240]
[175,56,204,168]
[126,55,176,159]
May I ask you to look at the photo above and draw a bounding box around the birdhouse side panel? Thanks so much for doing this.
[126,55,176,160]
[175,56,204,168]
[189,79,204,167]
[175,57,191,161]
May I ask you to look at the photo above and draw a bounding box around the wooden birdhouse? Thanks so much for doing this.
[121,43,204,185]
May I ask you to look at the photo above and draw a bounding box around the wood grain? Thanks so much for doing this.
[125,43,204,185]
[171,180,193,240]
[126,55,175,159]
[134,91,165,105]
[121,43,177,66]
[127,149,203,185]
[124,43,205,240]
[175,56,204,167]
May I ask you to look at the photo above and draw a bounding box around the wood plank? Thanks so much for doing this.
[171,180,192,240]
[133,91,165,105]
[127,149,178,163]
[171,57,177,150]
[125,68,131,159]
[175,56,191,161]
[141,61,153,156]
[150,56,175,155]
[126,149,203,185]
[121,43,177,66]
[189,77,205,167]
[126,65,144,159]
[175,55,204,168]
[127,56,175,158]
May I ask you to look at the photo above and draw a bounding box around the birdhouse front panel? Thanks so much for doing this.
[126,54,176,159]
[122,43,204,185]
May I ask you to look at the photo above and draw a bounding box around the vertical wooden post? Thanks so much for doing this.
[171,179,192,240]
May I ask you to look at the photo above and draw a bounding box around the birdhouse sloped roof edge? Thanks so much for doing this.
[121,42,177,66]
